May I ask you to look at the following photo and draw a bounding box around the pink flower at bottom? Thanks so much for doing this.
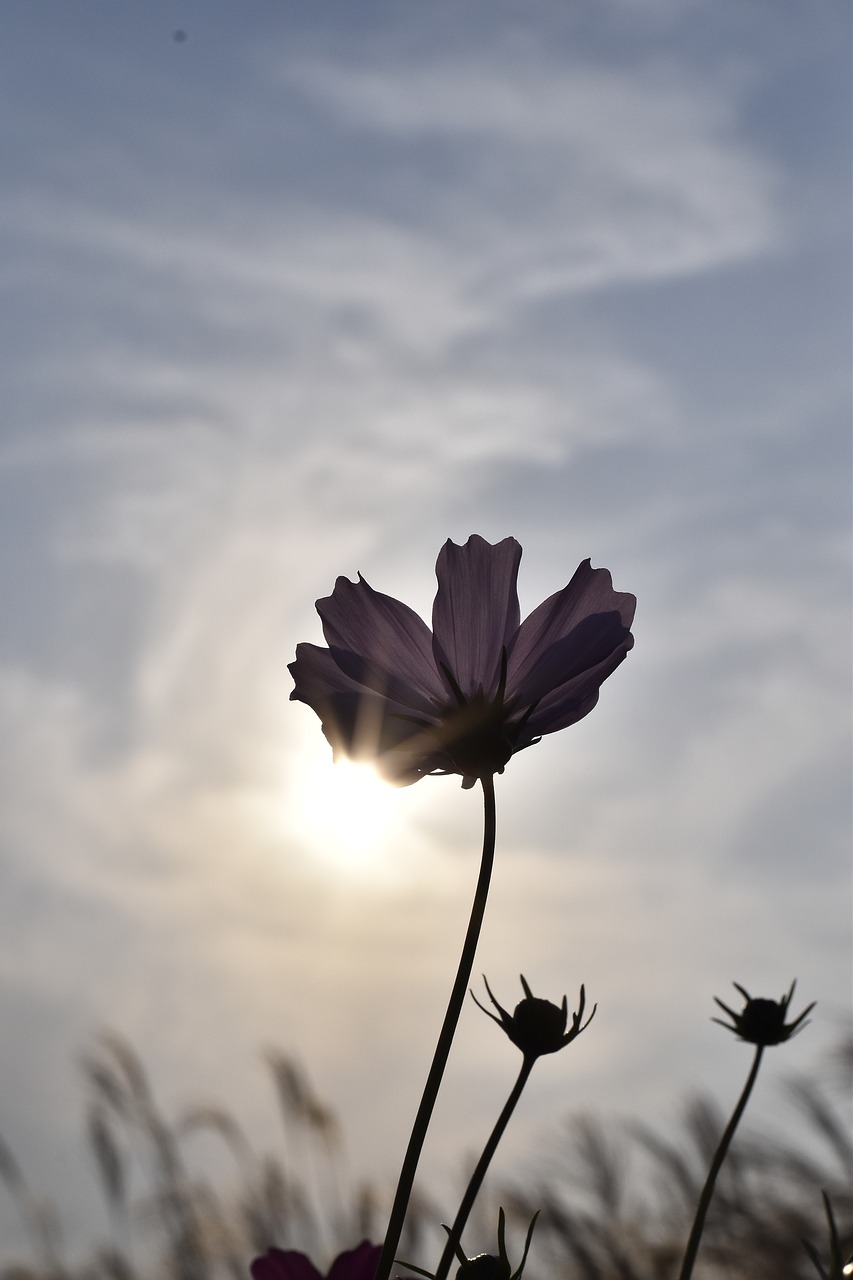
[251,1243,381,1280]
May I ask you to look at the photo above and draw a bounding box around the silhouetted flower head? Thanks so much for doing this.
[428,1209,537,1280]
[473,975,595,1060]
[289,535,635,786]
[455,1256,510,1280]
[251,1242,380,1280]
[713,981,815,1046]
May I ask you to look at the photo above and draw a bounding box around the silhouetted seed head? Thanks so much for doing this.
[712,980,815,1046]
[444,1208,538,1280]
[455,1256,511,1280]
[472,975,595,1060]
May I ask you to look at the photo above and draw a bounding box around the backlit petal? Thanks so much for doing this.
[520,634,634,736]
[318,574,444,707]
[507,560,636,696]
[510,610,634,710]
[290,646,426,765]
[432,535,521,700]
[289,642,366,702]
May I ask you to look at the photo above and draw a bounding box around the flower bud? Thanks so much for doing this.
[455,1255,511,1280]
[444,1208,538,1280]
[472,975,595,1061]
[712,980,815,1046]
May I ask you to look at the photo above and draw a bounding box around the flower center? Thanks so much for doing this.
[438,695,515,779]
[429,651,522,779]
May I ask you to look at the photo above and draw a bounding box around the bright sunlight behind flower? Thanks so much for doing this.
[290,751,407,869]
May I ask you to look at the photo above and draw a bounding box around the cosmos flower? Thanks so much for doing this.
[289,535,635,786]
[250,1242,381,1280]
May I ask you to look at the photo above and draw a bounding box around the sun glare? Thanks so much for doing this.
[293,755,405,869]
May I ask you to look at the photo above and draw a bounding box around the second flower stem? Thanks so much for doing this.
[434,1055,536,1280]
[677,1043,765,1280]
[374,775,497,1280]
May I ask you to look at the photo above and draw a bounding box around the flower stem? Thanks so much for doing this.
[677,1044,765,1280]
[434,1055,536,1280]
[374,775,498,1280]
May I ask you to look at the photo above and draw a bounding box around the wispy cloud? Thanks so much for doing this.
[278,46,781,297]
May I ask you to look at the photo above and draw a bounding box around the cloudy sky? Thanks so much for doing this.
[1,0,850,1265]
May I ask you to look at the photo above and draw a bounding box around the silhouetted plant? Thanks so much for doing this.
[3,1032,849,1280]
[2,539,848,1280]
[503,1036,852,1279]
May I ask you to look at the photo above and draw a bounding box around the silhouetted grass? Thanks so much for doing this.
[503,1038,853,1279]
[0,1035,850,1280]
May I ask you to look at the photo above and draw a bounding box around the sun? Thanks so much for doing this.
[289,750,407,869]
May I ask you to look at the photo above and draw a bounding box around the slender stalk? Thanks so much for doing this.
[374,775,498,1280]
[677,1044,765,1280]
[434,1056,535,1280]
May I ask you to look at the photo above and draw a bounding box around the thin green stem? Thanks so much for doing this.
[677,1044,765,1280]
[374,775,497,1280]
[434,1056,536,1280]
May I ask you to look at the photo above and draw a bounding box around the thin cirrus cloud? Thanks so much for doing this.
[275,49,781,296]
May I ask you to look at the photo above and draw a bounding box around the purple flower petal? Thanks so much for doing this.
[251,1250,323,1280]
[509,609,634,711]
[332,696,447,782]
[290,643,371,702]
[289,645,449,782]
[521,635,634,736]
[432,536,522,700]
[317,575,444,709]
[289,650,425,778]
[507,560,636,699]
[326,1242,382,1280]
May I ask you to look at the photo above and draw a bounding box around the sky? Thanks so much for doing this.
[0,0,851,1266]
